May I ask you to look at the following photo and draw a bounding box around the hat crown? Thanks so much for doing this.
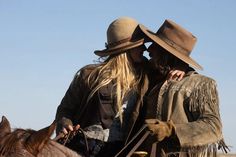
[107,17,139,45]
[94,17,144,57]
[157,20,197,55]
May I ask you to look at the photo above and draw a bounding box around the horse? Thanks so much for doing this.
[0,116,83,157]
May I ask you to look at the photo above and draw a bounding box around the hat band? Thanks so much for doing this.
[105,37,131,49]
[158,34,190,56]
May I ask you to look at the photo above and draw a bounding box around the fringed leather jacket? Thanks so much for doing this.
[145,71,228,157]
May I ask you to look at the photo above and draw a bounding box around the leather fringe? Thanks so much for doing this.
[166,139,229,157]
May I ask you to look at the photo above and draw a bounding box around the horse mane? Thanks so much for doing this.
[0,116,82,157]
[41,140,82,157]
[0,128,33,156]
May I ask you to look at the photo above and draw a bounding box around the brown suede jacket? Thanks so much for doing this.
[55,64,149,145]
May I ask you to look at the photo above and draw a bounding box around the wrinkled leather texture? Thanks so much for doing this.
[144,71,225,156]
[55,64,149,144]
[145,119,174,142]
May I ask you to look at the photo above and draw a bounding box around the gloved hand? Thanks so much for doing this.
[145,119,175,142]
[57,117,80,135]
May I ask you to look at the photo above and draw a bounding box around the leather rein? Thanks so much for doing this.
[53,128,89,155]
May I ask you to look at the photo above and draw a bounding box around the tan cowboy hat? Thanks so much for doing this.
[94,17,145,57]
[139,19,203,70]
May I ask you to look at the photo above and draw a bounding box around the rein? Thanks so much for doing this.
[115,124,158,157]
[53,128,89,155]
[115,124,148,157]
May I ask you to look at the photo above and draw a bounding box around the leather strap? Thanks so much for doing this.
[127,131,150,157]
[150,142,157,157]
[114,124,147,157]
[53,128,89,156]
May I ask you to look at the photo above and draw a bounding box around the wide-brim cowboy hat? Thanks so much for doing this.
[139,20,203,70]
[94,17,145,57]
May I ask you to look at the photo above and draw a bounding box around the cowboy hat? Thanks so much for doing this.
[94,17,145,57]
[139,19,203,70]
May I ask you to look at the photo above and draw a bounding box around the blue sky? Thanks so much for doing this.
[0,0,236,153]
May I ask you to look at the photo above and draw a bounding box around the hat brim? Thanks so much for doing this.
[139,24,203,70]
[94,39,144,57]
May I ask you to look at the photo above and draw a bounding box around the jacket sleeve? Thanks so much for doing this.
[55,70,85,134]
[174,78,223,148]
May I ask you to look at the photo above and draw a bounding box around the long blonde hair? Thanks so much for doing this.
[87,52,143,123]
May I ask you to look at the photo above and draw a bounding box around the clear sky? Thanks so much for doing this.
[0,0,236,153]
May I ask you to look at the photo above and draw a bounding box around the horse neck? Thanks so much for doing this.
[0,133,82,157]
[0,131,34,157]
[38,140,82,157]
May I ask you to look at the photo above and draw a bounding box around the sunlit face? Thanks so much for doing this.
[129,45,147,63]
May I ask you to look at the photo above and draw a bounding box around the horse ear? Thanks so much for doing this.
[0,116,11,137]
[25,121,56,155]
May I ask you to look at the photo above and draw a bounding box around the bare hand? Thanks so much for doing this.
[61,124,80,135]
[167,69,185,81]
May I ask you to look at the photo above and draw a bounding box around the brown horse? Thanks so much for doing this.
[0,116,83,157]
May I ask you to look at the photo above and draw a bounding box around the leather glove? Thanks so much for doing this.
[145,119,175,142]
[56,117,73,134]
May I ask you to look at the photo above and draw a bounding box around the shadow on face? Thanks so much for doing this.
[128,45,147,63]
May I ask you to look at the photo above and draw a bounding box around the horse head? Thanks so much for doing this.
[0,116,56,156]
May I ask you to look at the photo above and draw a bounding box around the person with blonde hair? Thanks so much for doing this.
[55,17,150,157]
